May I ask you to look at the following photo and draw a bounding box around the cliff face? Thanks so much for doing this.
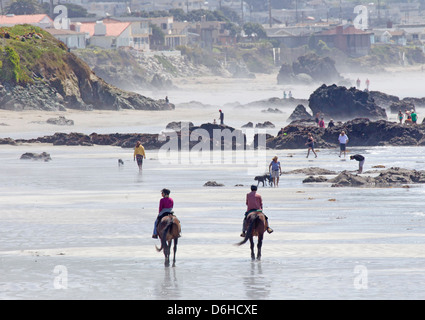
[0,25,173,111]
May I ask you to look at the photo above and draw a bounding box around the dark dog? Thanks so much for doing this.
[254,174,272,187]
[118,159,124,166]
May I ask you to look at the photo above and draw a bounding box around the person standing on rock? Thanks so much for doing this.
[338,131,349,158]
[219,109,224,125]
[269,156,282,187]
[305,133,317,158]
[411,109,417,124]
[350,154,365,174]
[398,110,404,124]
[133,141,146,171]
[356,78,361,89]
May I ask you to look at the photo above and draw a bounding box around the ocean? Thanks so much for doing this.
[1,70,425,300]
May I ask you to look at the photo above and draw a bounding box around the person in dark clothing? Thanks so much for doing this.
[350,154,365,174]
[219,109,224,125]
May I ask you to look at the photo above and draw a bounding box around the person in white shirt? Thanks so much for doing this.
[338,131,349,158]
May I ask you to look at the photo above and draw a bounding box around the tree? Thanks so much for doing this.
[6,0,42,15]
[243,22,267,40]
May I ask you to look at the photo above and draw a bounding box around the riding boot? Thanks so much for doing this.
[240,217,247,237]
[265,215,273,234]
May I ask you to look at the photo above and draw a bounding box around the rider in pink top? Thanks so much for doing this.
[152,188,174,239]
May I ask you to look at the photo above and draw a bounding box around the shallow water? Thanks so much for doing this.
[1,143,425,299]
[2,69,425,300]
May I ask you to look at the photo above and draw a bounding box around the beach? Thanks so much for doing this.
[1,70,425,300]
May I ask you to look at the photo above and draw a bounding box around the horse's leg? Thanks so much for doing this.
[257,233,263,261]
[172,238,178,267]
[164,241,171,267]
[249,236,255,261]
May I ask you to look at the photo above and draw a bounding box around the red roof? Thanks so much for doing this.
[78,21,131,37]
[0,14,52,25]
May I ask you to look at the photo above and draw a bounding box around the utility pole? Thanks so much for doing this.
[241,0,244,24]
[268,0,272,27]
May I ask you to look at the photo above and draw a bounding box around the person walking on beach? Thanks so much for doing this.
[350,154,365,174]
[219,109,224,125]
[240,185,273,237]
[269,156,282,187]
[338,131,349,158]
[133,141,146,171]
[305,132,317,158]
[152,188,177,239]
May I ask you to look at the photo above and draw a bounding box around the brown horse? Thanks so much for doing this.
[156,214,181,267]
[237,211,266,261]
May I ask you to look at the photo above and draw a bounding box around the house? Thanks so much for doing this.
[397,24,425,44]
[374,29,407,45]
[187,20,236,50]
[77,20,133,49]
[313,25,372,57]
[0,14,53,28]
[103,17,151,51]
[46,28,86,49]
[148,17,187,50]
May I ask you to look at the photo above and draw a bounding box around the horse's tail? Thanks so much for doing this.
[155,218,174,252]
[236,213,259,246]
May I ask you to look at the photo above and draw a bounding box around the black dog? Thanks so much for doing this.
[118,159,124,166]
[254,174,272,187]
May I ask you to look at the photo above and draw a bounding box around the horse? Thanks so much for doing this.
[237,211,266,261]
[155,214,181,267]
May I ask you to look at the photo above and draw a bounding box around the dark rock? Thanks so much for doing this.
[303,175,328,183]
[255,121,275,128]
[309,84,387,121]
[242,122,254,128]
[328,167,425,187]
[277,53,345,85]
[20,152,51,161]
[287,104,313,122]
[203,181,224,187]
[166,121,194,131]
[46,116,74,126]
[261,108,282,113]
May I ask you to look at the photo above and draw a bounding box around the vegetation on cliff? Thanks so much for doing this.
[0,25,173,111]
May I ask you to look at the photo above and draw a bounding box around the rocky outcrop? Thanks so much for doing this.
[20,152,51,161]
[308,84,387,121]
[277,53,347,85]
[46,116,74,126]
[329,168,425,187]
[287,104,313,122]
[0,26,174,112]
[267,118,425,149]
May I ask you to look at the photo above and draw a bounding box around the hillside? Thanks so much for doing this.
[0,25,173,111]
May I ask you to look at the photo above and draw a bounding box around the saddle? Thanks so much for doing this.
[157,210,174,223]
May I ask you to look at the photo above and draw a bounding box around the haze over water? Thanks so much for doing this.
[1,69,425,300]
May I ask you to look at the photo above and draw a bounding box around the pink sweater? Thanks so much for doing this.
[159,197,174,213]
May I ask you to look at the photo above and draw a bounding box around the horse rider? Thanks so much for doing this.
[153,188,180,239]
[240,185,273,237]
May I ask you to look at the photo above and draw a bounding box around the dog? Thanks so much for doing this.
[254,174,272,187]
[118,159,124,166]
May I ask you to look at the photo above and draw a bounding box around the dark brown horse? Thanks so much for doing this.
[156,214,181,267]
[237,211,266,261]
